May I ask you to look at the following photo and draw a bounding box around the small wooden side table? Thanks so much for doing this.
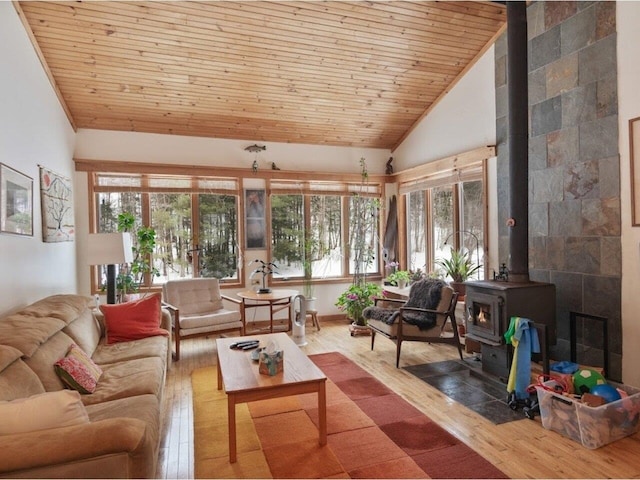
[237,289,298,335]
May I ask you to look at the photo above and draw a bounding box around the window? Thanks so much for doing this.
[310,195,342,277]
[150,193,192,282]
[408,190,426,273]
[269,193,345,280]
[89,167,383,293]
[401,164,486,278]
[348,195,380,276]
[271,194,304,279]
[432,185,454,264]
[91,173,240,290]
[198,194,239,279]
[460,180,484,279]
[269,179,381,282]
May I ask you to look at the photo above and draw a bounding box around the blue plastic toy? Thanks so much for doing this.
[590,384,622,404]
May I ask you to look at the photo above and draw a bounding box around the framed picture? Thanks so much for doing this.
[39,166,75,242]
[245,188,266,249]
[631,117,640,226]
[0,163,33,236]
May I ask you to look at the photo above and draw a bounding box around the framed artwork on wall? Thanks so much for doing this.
[39,166,75,242]
[245,188,266,249]
[630,117,640,226]
[0,163,33,237]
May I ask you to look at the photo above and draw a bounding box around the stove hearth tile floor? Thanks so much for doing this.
[404,359,530,425]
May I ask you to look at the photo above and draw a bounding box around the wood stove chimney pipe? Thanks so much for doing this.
[506,1,529,283]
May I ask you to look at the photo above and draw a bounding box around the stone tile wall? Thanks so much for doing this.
[495,1,621,380]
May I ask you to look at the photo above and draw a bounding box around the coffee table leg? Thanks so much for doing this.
[318,381,327,446]
[228,395,237,462]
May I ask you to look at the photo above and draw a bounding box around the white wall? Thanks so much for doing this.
[0,3,76,316]
[74,129,390,174]
[392,47,497,170]
[617,2,640,386]
[393,46,500,274]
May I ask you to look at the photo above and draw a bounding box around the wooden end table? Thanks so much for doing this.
[237,289,298,334]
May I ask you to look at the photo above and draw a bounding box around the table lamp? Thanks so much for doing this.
[87,232,134,304]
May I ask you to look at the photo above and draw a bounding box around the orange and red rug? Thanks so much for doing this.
[193,352,507,478]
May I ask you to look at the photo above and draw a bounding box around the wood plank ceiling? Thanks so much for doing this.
[17,1,506,149]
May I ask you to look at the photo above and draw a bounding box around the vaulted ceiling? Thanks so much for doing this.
[16,1,506,149]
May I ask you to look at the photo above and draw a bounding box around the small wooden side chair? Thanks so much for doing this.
[366,281,463,367]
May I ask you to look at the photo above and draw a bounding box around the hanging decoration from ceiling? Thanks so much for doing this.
[245,144,266,175]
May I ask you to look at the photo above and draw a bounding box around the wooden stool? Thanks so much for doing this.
[306,310,321,331]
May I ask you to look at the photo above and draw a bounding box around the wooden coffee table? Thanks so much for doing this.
[215,332,327,463]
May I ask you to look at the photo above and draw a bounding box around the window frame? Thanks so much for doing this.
[269,178,383,288]
[82,160,387,295]
[88,172,242,294]
[400,160,488,278]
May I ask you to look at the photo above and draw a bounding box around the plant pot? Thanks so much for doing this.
[397,279,407,289]
[450,281,466,297]
[457,323,466,337]
[349,321,371,337]
[303,296,316,311]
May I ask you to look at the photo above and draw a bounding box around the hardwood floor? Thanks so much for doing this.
[157,319,640,479]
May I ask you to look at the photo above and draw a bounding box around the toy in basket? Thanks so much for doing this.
[535,374,640,449]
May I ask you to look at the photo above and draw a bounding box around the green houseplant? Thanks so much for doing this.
[115,212,160,300]
[386,269,411,288]
[335,158,382,328]
[435,247,481,295]
[335,282,383,326]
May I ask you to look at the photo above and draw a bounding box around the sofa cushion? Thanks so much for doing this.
[80,356,165,406]
[55,344,103,394]
[63,307,102,357]
[179,309,242,330]
[0,345,45,401]
[92,335,169,366]
[85,393,160,449]
[0,390,89,435]
[100,294,168,345]
[23,330,76,392]
[0,344,22,373]
[0,295,91,359]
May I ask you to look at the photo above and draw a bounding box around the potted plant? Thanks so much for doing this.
[302,236,318,311]
[335,157,382,333]
[435,247,481,296]
[114,212,160,301]
[335,282,383,327]
[386,269,411,289]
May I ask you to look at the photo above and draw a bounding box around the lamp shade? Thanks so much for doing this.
[87,233,134,266]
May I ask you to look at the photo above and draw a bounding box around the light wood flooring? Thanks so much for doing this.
[157,319,640,479]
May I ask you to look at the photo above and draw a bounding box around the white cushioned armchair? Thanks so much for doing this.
[162,278,242,360]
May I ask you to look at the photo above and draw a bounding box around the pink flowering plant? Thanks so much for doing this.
[335,282,383,326]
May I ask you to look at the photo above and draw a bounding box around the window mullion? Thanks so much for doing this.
[141,176,151,288]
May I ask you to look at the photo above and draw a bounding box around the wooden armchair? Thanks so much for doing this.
[162,278,242,360]
[365,280,463,367]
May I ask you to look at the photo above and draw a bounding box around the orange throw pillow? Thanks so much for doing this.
[100,294,168,345]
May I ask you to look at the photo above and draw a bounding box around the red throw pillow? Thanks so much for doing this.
[100,294,168,345]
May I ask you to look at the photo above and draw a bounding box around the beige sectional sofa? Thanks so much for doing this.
[0,294,171,479]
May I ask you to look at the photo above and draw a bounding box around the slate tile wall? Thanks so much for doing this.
[495,1,621,380]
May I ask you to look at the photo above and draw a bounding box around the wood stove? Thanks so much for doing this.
[465,280,556,378]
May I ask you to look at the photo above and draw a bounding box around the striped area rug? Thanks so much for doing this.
[192,351,507,478]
